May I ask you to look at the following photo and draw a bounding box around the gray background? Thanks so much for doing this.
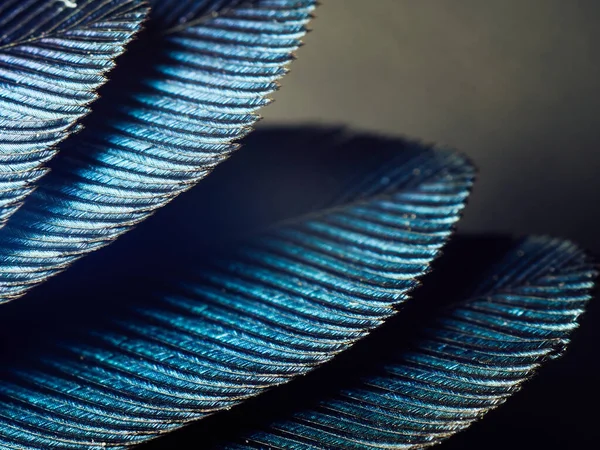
[135,3,600,447]
[260,3,600,446]
[262,0,600,253]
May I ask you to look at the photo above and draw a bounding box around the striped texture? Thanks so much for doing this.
[0,0,147,227]
[0,0,316,303]
[0,147,473,448]
[219,237,595,450]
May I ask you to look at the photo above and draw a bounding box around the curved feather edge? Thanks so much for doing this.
[0,145,473,448]
[211,236,596,450]
[0,0,317,303]
[0,0,148,227]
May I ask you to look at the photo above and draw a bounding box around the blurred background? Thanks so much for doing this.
[259,1,600,447]
[263,0,600,254]
[2,2,599,449]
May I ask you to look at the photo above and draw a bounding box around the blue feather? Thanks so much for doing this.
[0,0,316,302]
[0,144,473,448]
[0,0,147,227]
[0,1,589,447]
[210,237,596,450]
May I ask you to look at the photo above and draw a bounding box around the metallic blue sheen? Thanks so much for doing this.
[220,237,596,449]
[0,0,147,227]
[0,147,473,448]
[0,0,316,302]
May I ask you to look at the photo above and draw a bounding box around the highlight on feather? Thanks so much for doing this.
[206,236,596,450]
[0,144,474,448]
[0,0,317,303]
[56,0,78,8]
[0,0,148,228]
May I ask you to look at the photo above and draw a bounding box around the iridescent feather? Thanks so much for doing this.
[0,0,147,227]
[212,237,596,450]
[0,144,473,448]
[0,0,315,302]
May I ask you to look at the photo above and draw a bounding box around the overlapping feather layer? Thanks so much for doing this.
[0,0,147,227]
[212,237,596,449]
[0,0,315,302]
[0,1,594,449]
[0,145,473,448]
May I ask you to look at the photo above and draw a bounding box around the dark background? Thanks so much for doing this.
[7,1,597,448]
[265,0,600,254]
[258,1,599,447]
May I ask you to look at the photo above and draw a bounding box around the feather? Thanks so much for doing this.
[0,0,316,303]
[207,236,596,450]
[0,144,473,448]
[0,0,147,227]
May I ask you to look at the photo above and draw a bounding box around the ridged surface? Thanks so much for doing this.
[0,147,473,448]
[0,0,147,227]
[0,0,315,302]
[220,237,595,449]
